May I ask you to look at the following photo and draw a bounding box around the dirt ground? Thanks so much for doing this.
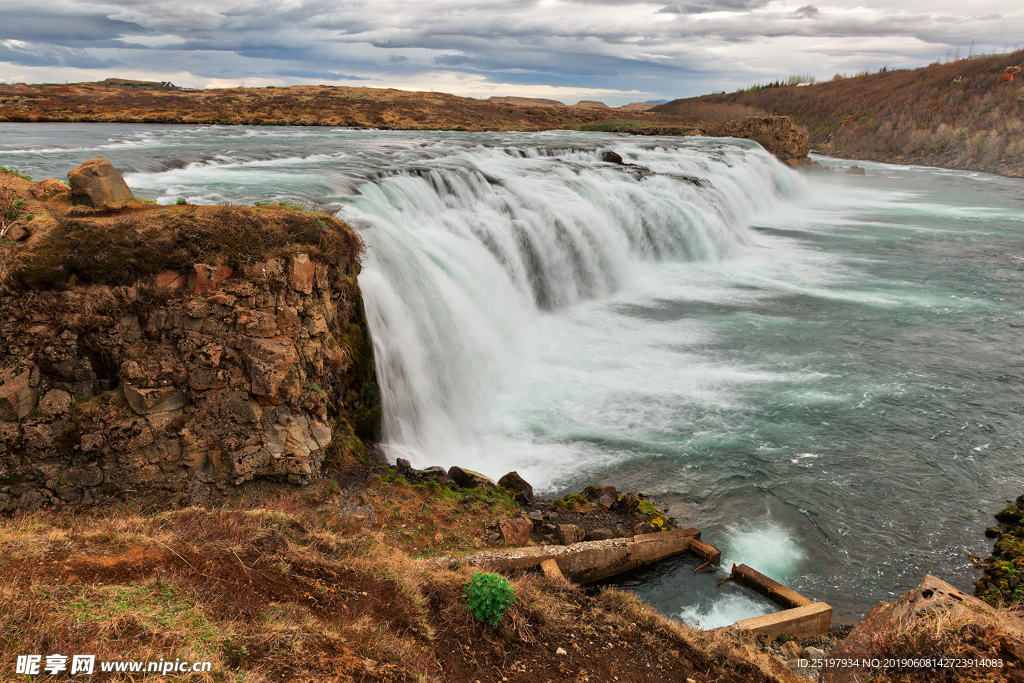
[0,456,800,682]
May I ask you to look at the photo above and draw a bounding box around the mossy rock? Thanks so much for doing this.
[994,505,1023,523]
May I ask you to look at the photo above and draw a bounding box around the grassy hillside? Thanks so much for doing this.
[0,464,801,683]
[657,51,1024,177]
[0,83,689,133]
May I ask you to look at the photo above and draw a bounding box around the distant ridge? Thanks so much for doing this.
[655,50,1024,177]
[620,102,659,111]
[487,96,565,107]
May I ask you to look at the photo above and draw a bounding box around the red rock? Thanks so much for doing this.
[155,270,186,289]
[4,223,27,242]
[244,310,278,338]
[276,307,301,338]
[239,337,299,398]
[187,264,233,295]
[289,254,316,294]
[30,178,69,201]
[38,389,73,416]
[500,518,533,547]
[0,366,38,421]
[244,259,285,280]
[123,384,184,415]
[709,116,811,167]
[556,524,585,545]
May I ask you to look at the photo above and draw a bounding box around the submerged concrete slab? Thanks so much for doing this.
[731,564,812,609]
[730,602,833,640]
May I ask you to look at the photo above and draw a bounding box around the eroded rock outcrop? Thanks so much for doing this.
[821,575,1024,683]
[709,115,812,167]
[0,178,378,511]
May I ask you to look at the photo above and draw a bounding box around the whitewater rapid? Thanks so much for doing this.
[341,137,802,474]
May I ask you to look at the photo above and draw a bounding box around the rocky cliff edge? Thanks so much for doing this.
[0,163,379,511]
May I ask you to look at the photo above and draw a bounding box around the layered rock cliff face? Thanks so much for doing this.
[707,115,812,167]
[0,171,378,511]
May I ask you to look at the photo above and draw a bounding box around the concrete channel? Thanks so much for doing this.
[431,527,831,638]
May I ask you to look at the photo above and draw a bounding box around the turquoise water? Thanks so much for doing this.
[2,123,1022,625]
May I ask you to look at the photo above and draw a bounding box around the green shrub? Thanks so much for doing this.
[176,198,188,205]
[464,572,514,626]
[0,166,32,181]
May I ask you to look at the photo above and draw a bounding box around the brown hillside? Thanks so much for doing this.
[0,83,687,132]
[656,51,1024,177]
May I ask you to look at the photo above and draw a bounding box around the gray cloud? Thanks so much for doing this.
[658,0,772,15]
[274,68,374,81]
[790,5,819,19]
[1,0,1022,102]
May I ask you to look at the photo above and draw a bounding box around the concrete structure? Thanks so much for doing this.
[721,563,833,638]
[731,602,833,640]
[540,559,564,580]
[689,537,722,566]
[438,528,707,584]
[730,564,812,608]
[432,522,832,639]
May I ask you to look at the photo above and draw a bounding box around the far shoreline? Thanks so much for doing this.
[5,117,1023,181]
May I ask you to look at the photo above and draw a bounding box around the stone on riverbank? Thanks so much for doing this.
[447,466,496,490]
[67,158,134,207]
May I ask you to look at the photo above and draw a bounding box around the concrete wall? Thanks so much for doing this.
[730,602,833,640]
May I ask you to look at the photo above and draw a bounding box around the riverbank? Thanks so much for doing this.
[655,50,1024,178]
[0,456,806,682]
[0,83,822,168]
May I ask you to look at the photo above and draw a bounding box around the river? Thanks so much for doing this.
[2,122,1022,626]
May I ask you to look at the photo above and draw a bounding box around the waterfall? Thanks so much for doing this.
[340,135,801,468]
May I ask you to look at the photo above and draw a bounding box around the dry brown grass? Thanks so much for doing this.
[0,478,800,682]
[8,203,364,291]
[0,180,16,240]
[655,101,767,123]
[871,601,1024,665]
[822,598,1024,683]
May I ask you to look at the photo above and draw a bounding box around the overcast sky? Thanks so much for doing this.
[1,0,1021,104]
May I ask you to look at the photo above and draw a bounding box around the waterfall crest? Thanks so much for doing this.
[341,136,800,464]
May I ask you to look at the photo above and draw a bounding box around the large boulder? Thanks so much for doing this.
[0,365,39,421]
[498,471,534,499]
[710,116,811,168]
[583,484,617,502]
[499,518,532,547]
[556,524,585,545]
[67,158,134,207]
[447,466,496,490]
